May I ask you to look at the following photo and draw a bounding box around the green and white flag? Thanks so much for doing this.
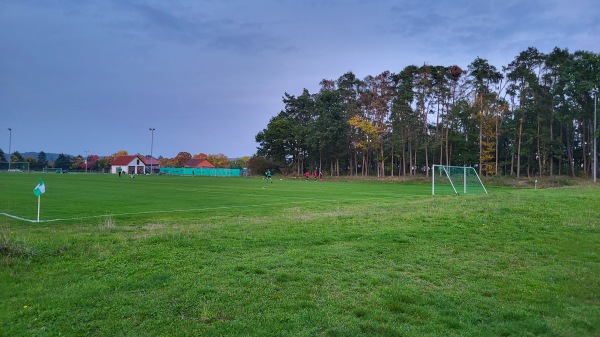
[33,179,45,197]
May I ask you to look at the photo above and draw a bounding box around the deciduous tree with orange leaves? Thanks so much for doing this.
[207,153,230,168]
[170,152,192,167]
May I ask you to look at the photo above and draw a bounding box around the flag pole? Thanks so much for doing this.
[37,195,41,222]
[33,178,45,222]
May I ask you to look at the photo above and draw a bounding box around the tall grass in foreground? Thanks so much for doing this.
[0,174,599,336]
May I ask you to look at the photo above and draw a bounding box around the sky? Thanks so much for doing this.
[1,0,598,159]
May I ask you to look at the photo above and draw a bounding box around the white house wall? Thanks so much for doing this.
[111,165,128,174]
[111,158,145,174]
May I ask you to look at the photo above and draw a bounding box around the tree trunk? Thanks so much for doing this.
[353,146,358,176]
[495,118,499,175]
[319,153,322,176]
[566,125,575,177]
[549,100,555,176]
[408,140,413,176]
[413,147,418,176]
[424,143,429,177]
[510,130,516,176]
[380,146,385,177]
[582,120,587,177]
[537,118,542,176]
[557,124,562,176]
[479,114,483,176]
[402,142,407,176]
[517,117,523,178]
[391,143,394,177]
[445,124,450,166]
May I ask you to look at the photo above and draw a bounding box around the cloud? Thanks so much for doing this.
[101,0,296,53]
[382,0,598,67]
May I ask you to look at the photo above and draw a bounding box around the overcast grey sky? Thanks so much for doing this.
[1,0,598,159]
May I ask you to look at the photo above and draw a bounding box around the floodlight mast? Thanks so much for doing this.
[84,150,89,173]
[7,128,11,171]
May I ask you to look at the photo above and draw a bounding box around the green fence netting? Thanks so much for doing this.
[159,167,242,177]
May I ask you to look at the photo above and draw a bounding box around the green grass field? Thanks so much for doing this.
[1,173,599,336]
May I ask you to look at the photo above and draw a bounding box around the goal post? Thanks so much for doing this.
[432,165,487,195]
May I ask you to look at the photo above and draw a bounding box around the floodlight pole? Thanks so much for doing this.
[7,128,11,171]
[149,128,155,175]
[593,88,598,183]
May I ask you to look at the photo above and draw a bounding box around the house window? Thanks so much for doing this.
[137,159,140,165]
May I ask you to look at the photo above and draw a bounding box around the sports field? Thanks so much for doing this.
[1,174,599,336]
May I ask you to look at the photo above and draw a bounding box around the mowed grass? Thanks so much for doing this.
[0,173,428,224]
[0,174,599,336]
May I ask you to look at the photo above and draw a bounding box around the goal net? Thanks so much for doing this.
[432,165,487,195]
[0,161,30,173]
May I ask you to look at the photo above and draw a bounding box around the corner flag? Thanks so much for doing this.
[33,179,45,197]
[33,179,46,222]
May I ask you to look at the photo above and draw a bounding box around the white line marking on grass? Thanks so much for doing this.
[0,199,338,223]
[0,192,409,223]
[0,213,37,223]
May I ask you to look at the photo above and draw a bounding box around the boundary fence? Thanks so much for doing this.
[159,167,243,177]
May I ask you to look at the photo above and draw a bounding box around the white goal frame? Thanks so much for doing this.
[432,165,488,195]
[0,161,30,173]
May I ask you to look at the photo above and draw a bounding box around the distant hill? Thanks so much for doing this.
[21,152,63,162]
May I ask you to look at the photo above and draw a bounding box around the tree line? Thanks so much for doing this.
[0,149,250,171]
[255,47,600,178]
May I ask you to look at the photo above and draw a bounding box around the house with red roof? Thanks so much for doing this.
[111,155,146,175]
[185,158,215,168]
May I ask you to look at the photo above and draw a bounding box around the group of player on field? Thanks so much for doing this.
[305,170,323,182]
[264,169,323,182]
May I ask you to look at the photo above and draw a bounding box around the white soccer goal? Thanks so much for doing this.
[432,165,487,195]
[0,161,30,173]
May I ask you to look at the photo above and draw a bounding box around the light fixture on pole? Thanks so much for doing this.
[149,128,155,174]
[593,88,598,183]
[7,128,11,171]
[84,150,89,173]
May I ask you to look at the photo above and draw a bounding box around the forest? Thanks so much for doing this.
[255,47,600,178]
